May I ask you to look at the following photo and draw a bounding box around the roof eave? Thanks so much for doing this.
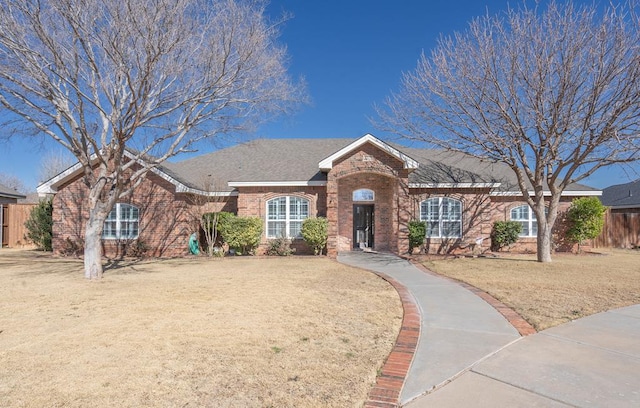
[490,190,602,197]
[228,181,327,188]
[409,182,501,189]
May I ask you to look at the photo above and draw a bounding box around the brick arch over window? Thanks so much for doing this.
[265,196,310,238]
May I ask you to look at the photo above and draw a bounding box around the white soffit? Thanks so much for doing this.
[490,190,602,197]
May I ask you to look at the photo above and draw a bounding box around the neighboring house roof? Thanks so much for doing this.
[600,179,640,209]
[37,134,601,197]
[18,192,42,204]
[0,182,26,200]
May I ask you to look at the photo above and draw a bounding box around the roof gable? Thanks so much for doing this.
[318,134,419,171]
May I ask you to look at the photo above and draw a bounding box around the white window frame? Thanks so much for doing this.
[353,188,374,201]
[510,205,542,238]
[266,196,309,239]
[102,203,140,240]
[420,197,462,238]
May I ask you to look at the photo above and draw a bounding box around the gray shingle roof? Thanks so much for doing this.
[600,179,640,208]
[166,138,353,191]
[0,182,26,199]
[165,138,599,194]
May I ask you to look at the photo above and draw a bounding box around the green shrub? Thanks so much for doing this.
[218,214,262,255]
[566,197,607,252]
[408,220,426,254]
[301,217,328,255]
[490,221,522,251]
[266,236,295,256]
[24,198,53,251]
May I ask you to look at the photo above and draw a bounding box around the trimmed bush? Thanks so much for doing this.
[490,221,522,251]
[24,198,53,251]
[566,197,607,252]
[301,217,328,255]
[408,220,426,254]
[217,214,262,255]
[266,237,295,256]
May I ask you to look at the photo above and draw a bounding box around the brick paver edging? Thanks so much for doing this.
[364,273,420,408]
[408,260,537,337]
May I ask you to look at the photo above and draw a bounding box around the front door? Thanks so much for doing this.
[353,204,374,249]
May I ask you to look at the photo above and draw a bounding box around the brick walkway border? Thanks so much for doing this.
[364,274,420,408]
[409,260,537,337]
[363,257,537,408]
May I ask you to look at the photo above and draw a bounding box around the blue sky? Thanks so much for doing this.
[0,0,635,190]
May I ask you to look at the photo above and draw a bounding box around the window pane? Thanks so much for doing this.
[103,221,117,238]
[442,221,461,238]
[426,221,439,237]
[424,199,440,221]
[268,197,285,220]
[289,221,302,238]
[103,203,140,239]
[442,198,461,221]
[289,197,309,220]
[353,189,374,201]
[267,221,286,238]
[511,205,529,221]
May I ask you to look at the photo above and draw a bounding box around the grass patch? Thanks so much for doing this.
[0,250,402,407]
[419,249,640,331]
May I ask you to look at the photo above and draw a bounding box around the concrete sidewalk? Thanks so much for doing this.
[338,251,640,408]
[407,304,640,408]
[338,251,520,404]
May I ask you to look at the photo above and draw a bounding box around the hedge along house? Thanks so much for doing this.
[38,134,601,258]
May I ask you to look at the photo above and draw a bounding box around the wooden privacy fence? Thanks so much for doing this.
[0,203,36,248]
[593,208,640,249]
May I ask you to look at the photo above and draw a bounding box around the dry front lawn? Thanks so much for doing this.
[0,250,402,408]
[420,249,640,331]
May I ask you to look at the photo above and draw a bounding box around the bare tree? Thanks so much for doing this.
[39,149,75,183]
[185,176,230,257]
[378,0,640,262]
[0,172,27,194]
[0,0,304,278]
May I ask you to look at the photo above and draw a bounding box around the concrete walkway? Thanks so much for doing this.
[338,251,640,407]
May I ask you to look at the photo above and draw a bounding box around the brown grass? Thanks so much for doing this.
[419,249,640,331]
[0,250,402,408]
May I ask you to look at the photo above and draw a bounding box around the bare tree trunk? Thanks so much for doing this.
[84,208,107,279]
[537,222,553,263]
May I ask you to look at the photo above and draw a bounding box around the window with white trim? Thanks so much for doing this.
[353,188,374,201]
[420,197,462,238]
[510,205,543,237]
[103,203,139,239]
[266,196,309,238]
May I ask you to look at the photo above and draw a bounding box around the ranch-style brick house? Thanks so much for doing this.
[38,134,601,257]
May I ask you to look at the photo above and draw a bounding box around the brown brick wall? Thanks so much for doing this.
[408,188,493,254]
[236,186,325,255]
[326,143,409,256]
[52,170,237,258]
[402,192,577,254]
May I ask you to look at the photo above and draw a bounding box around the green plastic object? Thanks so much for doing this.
[189,233,200,255]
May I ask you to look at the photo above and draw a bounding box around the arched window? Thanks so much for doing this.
[266,196,309,238]
[510,205,540,237]
[353,188,374,201]
[103,203,139,239]
[420,197,462,238]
